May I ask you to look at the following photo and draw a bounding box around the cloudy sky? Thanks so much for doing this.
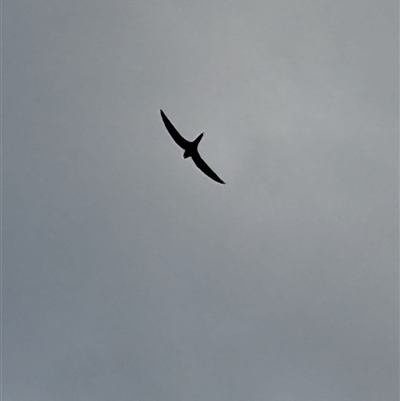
[4,1,398,400]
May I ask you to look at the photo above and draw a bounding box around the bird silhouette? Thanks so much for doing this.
[160,110,225,184]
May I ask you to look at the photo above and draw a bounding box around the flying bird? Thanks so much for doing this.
[160,110,225,184]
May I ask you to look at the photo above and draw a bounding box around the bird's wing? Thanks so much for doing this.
[192,152,225,184]
[160,110,190,149]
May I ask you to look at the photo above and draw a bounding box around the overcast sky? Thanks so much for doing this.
[4,1,398,400]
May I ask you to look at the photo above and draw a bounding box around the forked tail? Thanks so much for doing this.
[194,133,204,146]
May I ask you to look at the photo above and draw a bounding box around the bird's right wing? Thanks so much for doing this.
[160,110,190,149]
[192,153,225,184]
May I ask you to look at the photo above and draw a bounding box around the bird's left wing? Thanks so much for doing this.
[192,153,225,184]
[160,110,190,149]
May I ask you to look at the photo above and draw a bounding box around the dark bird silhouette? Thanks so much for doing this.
[160,110,225,184]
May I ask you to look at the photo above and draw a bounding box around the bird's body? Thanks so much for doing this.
[183,133,203,159]
[160,110,225,184]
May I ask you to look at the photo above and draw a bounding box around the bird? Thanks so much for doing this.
[160,110,225,184]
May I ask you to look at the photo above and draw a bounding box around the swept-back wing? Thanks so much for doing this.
[160,110,190,149]
[192,152,225,184]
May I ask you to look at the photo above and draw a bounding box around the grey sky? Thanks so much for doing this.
[4,1,398,400]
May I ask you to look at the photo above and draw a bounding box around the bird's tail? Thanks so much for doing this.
[194,133,204,145]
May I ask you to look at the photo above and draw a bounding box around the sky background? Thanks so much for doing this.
[4,1,398,400]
